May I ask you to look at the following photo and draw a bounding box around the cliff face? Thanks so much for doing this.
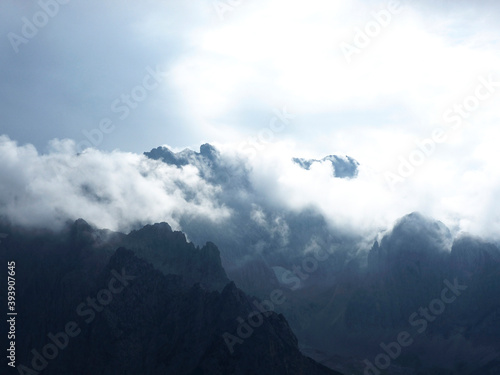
[73,248,339,375]
[121,222,230,291]
[271,214,500,374]
[0,220,340,375]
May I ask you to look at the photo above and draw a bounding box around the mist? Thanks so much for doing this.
[1,135,499,247]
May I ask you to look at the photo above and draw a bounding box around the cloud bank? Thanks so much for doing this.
[1,135,500,245]
[0,136,230,231]
[1,0,500,246]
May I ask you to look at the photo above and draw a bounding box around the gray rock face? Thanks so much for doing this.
[140,145,500,373]
[278,213,500,374]
[144,143,244,187]
[143,144,354,293]
[122,222,230,291]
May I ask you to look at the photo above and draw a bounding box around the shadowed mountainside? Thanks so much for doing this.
[0,219,341,375]
[141,144,500,374]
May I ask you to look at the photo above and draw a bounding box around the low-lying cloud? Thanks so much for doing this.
[0,135,230,232]
[1,135,500,245]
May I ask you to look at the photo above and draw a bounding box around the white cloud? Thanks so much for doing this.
[0,136,230,231]
[1,0,500,244]
[235,138,500,242]
[167,0,500,166]
[1,131,500,246]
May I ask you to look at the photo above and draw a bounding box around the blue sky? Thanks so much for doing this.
[0,0,498,156]
[1,0,500,240]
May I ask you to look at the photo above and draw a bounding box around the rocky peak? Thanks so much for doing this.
[292,154,359,178]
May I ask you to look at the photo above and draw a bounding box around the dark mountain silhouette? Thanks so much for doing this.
[122,222,230,291]
[0,219,340,375]
[140,144,500,374]
[2,143,499,374]
[273,213,500,374]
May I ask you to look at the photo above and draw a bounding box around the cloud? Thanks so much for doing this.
[1,131,500,246]
[0,0,499,245]
[0,0,208,153]
[1,0,499,156]
[241,139,500,242]
[0,136,230,231]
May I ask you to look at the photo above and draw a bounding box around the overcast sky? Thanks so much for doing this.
[1,0,500,240]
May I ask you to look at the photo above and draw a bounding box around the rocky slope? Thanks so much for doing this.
[273,213,500,374]
[0,219,340,375]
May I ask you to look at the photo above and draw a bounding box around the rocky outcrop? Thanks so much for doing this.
[0,219,340,375]
[292,155,359,178]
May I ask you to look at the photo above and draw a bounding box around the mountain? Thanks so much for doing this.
[292,155,359,178]
[0,219,340,375]
[145,143,220,168]
[122,222,230,291]
[273,213,500,374]
[144,143,249,188]
[3,143,498,374]
[143,144,359,292]
[140,144,500,374]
